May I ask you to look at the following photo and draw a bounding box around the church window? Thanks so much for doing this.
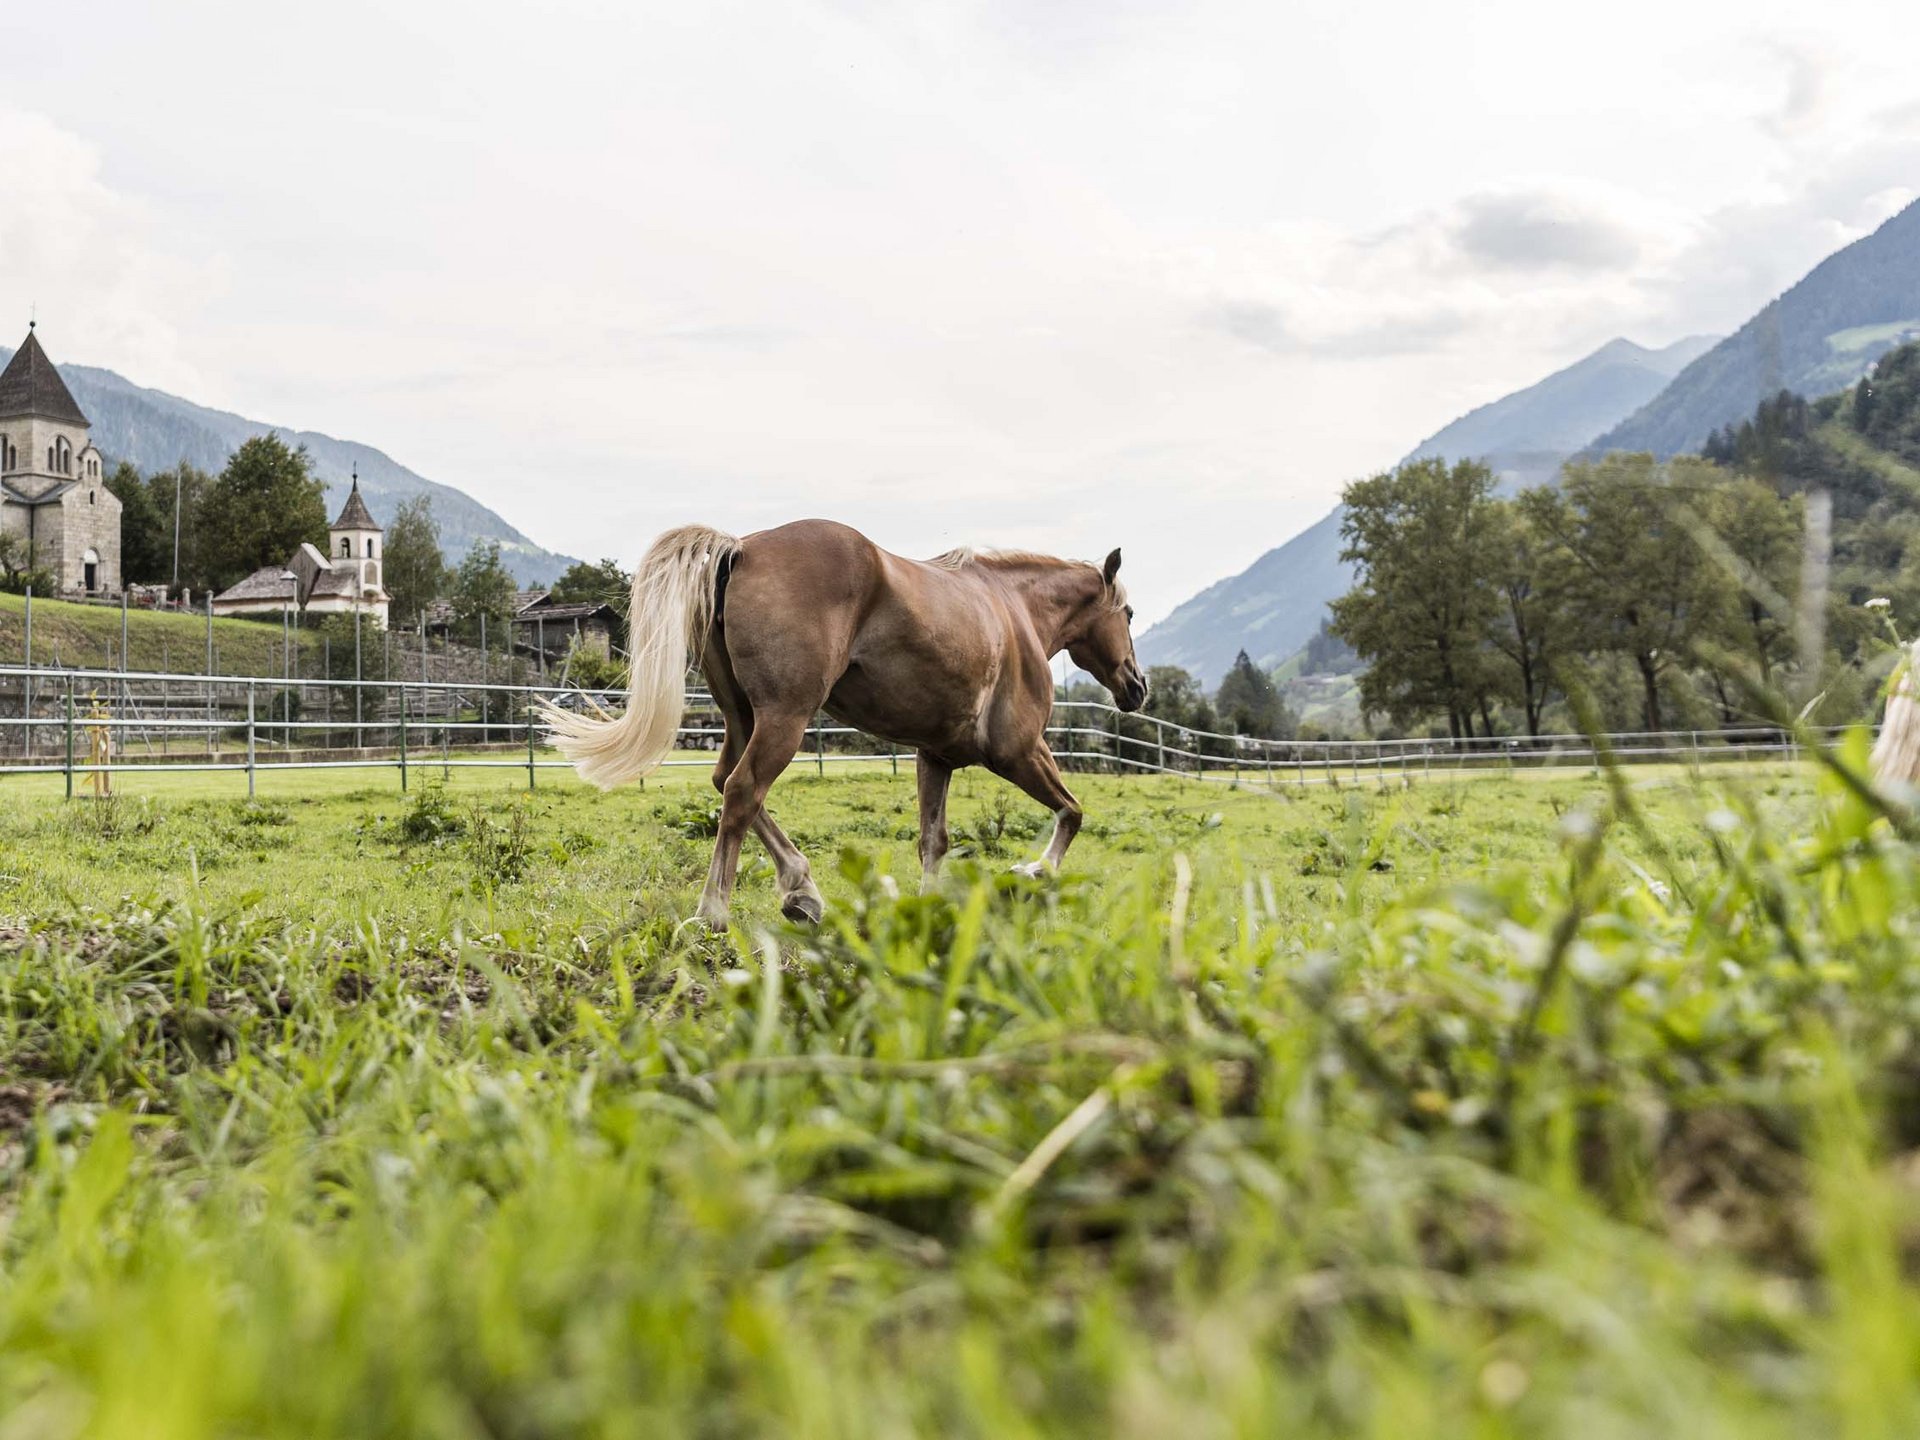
[89,490,96,505]
[340,538,351,557]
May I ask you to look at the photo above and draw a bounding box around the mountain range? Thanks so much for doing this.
[1139,195,1920,687]
[1137,334,1715,685]
[0,346,580,586]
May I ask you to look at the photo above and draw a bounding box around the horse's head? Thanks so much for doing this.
[1066,548,1148,713]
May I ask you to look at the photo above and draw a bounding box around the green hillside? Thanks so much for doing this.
[0,593,446,679]
[2,594,293,676]
[1700,338,1920,623]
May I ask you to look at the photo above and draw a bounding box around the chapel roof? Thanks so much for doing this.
[330,473,381,532]
[0,329,90,427]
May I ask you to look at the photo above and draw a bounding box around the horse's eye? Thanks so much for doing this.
[1124,606,1134,622]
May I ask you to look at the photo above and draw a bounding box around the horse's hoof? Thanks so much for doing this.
[693,899,731,931]
[1010,861,1049,880]
[780,891,825,925]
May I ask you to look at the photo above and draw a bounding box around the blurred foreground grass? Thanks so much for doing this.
[3,751,1919,1437]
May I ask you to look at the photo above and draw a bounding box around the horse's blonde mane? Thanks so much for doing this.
[928,546,1128,612]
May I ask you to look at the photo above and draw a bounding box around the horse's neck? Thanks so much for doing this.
[990,561,1095,656]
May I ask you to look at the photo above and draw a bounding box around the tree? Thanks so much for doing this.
[0,532,53,595]
[548,557,630,608]
[1521,455,1732,732]
[195,435,327,592]
[106,462,169,584]
[1142,666,1216,731]
[1330,458,1502,737]
[1481,500,1575,736]
[1214,650,1297,740]
[1699,476,1803,689]
[144,462,215,594]
[383,495,447,627]
[451,539,518,644]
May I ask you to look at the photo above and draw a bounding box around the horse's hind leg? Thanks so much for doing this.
[702,641,823,924]
[697,708,814,929]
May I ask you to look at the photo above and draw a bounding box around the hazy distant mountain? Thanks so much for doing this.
[1138,335,1714,686]
[1592,197,1920,457]
[0,347,580,586]
[1408,334,1717,463]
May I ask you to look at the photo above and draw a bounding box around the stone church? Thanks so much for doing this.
[211,471,393,627]
[0,326,121,595]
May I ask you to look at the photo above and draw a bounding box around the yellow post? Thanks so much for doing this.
[84,690,112,797]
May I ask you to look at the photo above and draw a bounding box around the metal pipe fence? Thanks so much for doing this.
[0,662,1834,794]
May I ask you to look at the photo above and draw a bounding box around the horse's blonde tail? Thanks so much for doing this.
[538,524,740,789]
[1872,641,1920,788]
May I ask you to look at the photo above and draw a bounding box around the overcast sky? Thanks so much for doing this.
[3,2,1918,623]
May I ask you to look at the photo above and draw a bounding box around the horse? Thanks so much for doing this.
[540,519,1148,928]
[1873,641,1920,788]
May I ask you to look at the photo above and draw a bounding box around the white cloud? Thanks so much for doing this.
[1175,183,1694,362]
[0,110,218,391]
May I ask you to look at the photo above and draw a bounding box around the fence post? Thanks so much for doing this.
[815,716,825,776]
[1157,717,1166,773]
[246,683,256,798]
[399,685,410,792]
[526,687,536,791]
[354,608,363,751]
[64,673,75,800]
[23,586,32,761]
[203,595,215,757]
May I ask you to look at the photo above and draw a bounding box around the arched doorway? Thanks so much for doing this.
[83,548,100,594]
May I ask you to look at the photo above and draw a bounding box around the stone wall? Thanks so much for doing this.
[54,482,121,595]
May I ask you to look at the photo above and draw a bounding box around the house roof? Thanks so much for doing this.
[213,567,300,605]
[330,475,381,532]
[514,601,618,624]
[0,329,90,427]
[513,589,551,614]
[308,567,359,600]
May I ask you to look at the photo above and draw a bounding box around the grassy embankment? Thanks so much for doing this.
[1,591,298,675]
[6,753,1920,1435]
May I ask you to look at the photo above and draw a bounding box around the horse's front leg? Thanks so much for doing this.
[988,742,1083,875]
[915,752,954,889]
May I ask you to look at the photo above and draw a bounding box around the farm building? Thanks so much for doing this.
[211,472,392,626]
[0,325,121,598]
[421,590,620,661]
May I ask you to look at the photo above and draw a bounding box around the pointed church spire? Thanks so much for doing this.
[0,326,90,426]
[330,466,381,532]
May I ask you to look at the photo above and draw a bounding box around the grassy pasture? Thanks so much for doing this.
[4,750,1920,1436]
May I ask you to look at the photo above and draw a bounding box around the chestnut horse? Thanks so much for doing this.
[541,519,1147,927]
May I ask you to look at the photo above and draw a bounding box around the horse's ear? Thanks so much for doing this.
[1102,548,1122,586]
